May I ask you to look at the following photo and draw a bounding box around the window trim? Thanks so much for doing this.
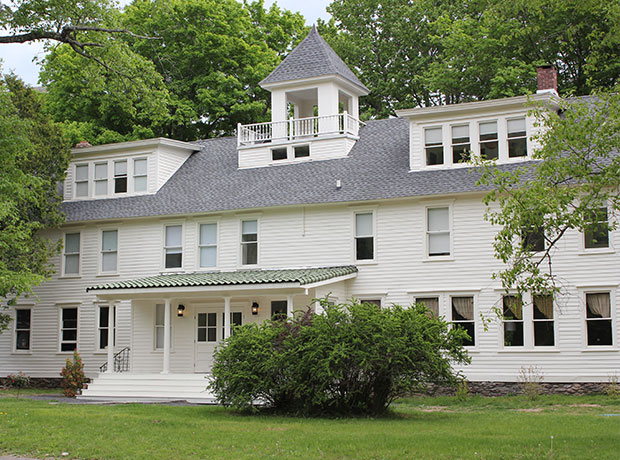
[532,293,555,348]
[450,123,471,165]
[448,294,477,348]
[74,163,90,199]
[96,305,116,352]
[424,204,453,260]
[132,157,148,194]
[153,303,175,351]
[13,307,32,353]
[506,116,529,160]
[424,125,444,167]
[99,228,119,275]
[162,223,184,271]
[196,220,219,270]
[94,161,109,196]
[583,206,612,252]
[502,294,525,348]
[240,218,259,267]
[62,232,81,277]
[113,159,128,194]
[353,209,377,263]
[58,305,79,354]
[582,289,615,349]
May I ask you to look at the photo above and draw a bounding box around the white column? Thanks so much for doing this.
[224,297,231,339]
[106,302,115,373]
[162,298,171,374]
[287,295,294,318]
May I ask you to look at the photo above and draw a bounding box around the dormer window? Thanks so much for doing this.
[94,163,108,196]
[272,148,287,161]
[451,125,470,163]
[114,160,127,193]
[425,127,443,166]
[479,121,498,160]
[75,165,89,198]
[133,159,147,192]
[508,118,527,157]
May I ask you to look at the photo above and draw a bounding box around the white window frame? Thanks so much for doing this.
[353,210,376,263]
[96,305,116,352]
[502,294,525,348]
[414,295,441,317]
[582,289,615,349]
[94,161,109,196]
[74,163,89,199]
[133,158,148,193]
[99,229,119,274]
[13,307,32,353]
[162,223,184,271]
[532,293,556,348]
[240,218,259,267]
[113,159,128,194]
[59,306,79,353]
[424,204,453,260]
[477,119,499,161]
[62,232,81,277]
[450,123,471,165]
[424,126,444,167]
[583,206,613,252]
[449,294,477,348]
[506,116,529,160]
[197,221,219,270]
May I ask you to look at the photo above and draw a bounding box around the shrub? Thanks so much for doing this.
[519,365,544,400]
[210,299,470,415]
[6,372,30,398]
[60,350,87,397]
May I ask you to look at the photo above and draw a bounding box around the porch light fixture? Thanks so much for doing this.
[251,302,259,315]
[177,304,186,317]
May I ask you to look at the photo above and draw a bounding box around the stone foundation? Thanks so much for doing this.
[426,381,609,397]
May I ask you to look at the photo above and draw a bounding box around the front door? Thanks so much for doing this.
[194,308,243,372]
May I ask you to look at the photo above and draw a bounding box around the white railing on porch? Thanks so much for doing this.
[237,111,364,147]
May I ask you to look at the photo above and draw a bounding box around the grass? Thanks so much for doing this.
[1,393,619,460]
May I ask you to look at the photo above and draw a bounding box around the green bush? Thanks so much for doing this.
[60,350,87,398]
[210,300,470,415]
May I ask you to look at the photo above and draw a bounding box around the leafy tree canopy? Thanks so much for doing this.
[0,73,71,331]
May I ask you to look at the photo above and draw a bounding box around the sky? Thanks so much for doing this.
[0,0,332,86]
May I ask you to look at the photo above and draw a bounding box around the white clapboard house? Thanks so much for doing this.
[2,26,617,401]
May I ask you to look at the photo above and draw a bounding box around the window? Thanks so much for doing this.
[164,225,183,269]
[133,159,147,192]
[241,220,258,265]
[75,164,89,197]
[427,207,450,257]
[272,147,287,161]
[101,230,118,273]
[503,295,524,346]
[586,293,612,346]
[479,121,498,160]
[15,309,31,351]
[222,312,243,338]
[507,118,527,158]
[114,160,127,193]
[585,207,609,249]
[425,127,443,165]
[94,163,108,196]
[155,304,165,348]
[522,226,545,252]
[64,233,80,275]
[199,223,217,268]
[98,305,116,350]
[271,300,288,320]
[294,145,310,158]
[533,294,554,346]
[60,307,78,352]
[355,212,374,260]
[197,312,217,342]
[451,296,474,346]
[451,125,470,163]
[416,297,439,317]
[360,299,382,308]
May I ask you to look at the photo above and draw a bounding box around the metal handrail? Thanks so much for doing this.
[99,346,130,373]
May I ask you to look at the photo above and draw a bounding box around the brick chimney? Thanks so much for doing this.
[75,141,92,148]
[536,65,558,94]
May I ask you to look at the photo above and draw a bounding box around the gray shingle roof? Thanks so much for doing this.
[260,25,369,92]
[87,266,358,291]
[62,117,534,223]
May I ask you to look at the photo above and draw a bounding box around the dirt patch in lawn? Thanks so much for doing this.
[513,408,543,412]
[419,406,449,412]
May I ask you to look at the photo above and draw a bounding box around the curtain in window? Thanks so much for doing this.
[588,293,611,318]
[417,297,439,316]
[452,297,473,320]
[534,295,553,319]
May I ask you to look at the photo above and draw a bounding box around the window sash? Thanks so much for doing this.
[155,304,165,349]
[60,307,78,352]
[133,159,147,192]
[241,220,258,265]
[64,233,80,275]
[427,208,450,256]
[15,309,31,351]
[98,306,116,350]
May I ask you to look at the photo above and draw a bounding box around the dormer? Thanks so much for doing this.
[237,26,369,169]
[64,138,199,202]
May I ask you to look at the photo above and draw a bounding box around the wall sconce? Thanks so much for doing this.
[177,304,186,317]
[251,302,259,315]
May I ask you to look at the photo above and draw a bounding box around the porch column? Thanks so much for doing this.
[162,298,171,374]
[106,302,116,373]
[224,297,231,339]
[287,295,294,318]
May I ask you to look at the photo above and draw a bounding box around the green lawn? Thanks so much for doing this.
[1,393,620,460]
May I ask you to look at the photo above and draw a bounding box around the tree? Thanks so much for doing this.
[477,90,620,298]
[0,73,71,331]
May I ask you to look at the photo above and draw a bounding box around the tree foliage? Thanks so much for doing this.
[210,300,470,415]
[477,90,620,297]
[0,73,71,331]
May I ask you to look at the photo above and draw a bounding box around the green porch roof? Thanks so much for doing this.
[87,266,358,292]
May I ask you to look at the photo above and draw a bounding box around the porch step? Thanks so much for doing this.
[78,373,217,404]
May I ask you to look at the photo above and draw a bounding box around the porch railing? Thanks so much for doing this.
[99,346,130,373]
[237,111,364,147]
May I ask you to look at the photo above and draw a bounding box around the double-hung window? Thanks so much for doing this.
[451,296,475,346]
[15,309,31,351]
[98,305,116,350]
[425,127,443,166]
[155,304,165,349]
[584,207,609,249]
[64,233,80,275]
[503,295,524,346]
[427,207,450,257]
[586,292,612,346]
[479,121,498,160]
[114,160,127,194]
[75,164,89,198]
[355,212,374,260]
[416,297,439,317]
[451,125,470,164]
[60,307,78,352]
[101,230,118,273]
[533,294,554,346]
[241,220,258,265]
[133,159,147,192]
[507,118,527,158]
[164,225,183,269]
[199,223,217,268]
[522,226,545,252]
[94,162,108,196]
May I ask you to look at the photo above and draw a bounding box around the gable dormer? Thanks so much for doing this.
[64,138,199,202]
[237,25,369,169]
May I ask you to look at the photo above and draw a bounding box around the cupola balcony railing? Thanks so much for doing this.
[237,112,364,147]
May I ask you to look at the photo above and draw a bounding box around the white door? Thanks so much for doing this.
[194,309,243,373]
